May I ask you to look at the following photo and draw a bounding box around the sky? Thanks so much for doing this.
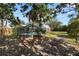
[13,4,77,25]
[56,10,77,25]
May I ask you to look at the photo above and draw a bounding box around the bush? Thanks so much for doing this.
[53,25,68,31]
[35,27,46,34]
[67,18,79,41]
[12,27,20,38]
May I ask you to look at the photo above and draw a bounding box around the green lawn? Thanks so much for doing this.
[43,31,78,45]
[43,32,57,39]
[44,31,67,38]
[49,31,67,36]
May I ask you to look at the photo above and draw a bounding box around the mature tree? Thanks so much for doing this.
[0,4,15,37]
[16,3,53,34]
[0,3,23,38]
[20,4,53,26]
[67,18,79,42]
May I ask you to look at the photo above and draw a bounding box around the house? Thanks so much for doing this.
[42,24,51,32]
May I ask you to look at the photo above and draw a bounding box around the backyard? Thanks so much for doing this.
[0,3,79,56]
[0,31,79,56]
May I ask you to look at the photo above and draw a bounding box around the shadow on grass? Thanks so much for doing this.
[0,37,79,56]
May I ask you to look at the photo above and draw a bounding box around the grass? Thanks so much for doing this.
[43,32,57,39]
[49,31,68,36]
[43,31,78,45]
[66,38,77,45]
[43,31,67,39]
[45,31,68,38]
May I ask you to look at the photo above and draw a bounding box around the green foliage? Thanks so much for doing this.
[20,4,53,25]
[35,27,46,34]
[54,25,68,31]
[0,4,14,19]
[0,4,15,37]
[0,4,24,27]
[12,27,20,38]
[67,18,79,38]
[68,29,79,37]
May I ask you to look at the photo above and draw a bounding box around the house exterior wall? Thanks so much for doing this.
[42,24,51,32]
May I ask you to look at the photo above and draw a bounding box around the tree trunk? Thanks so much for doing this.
[5,20,7,27]
[29,13,30,22]
[0,19,4,38]
[75,33,78,43]
[39,14,42,27]
[31,16,34,38]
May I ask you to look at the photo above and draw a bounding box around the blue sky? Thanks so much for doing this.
[56,10,77,25]
[13,4,77,25]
